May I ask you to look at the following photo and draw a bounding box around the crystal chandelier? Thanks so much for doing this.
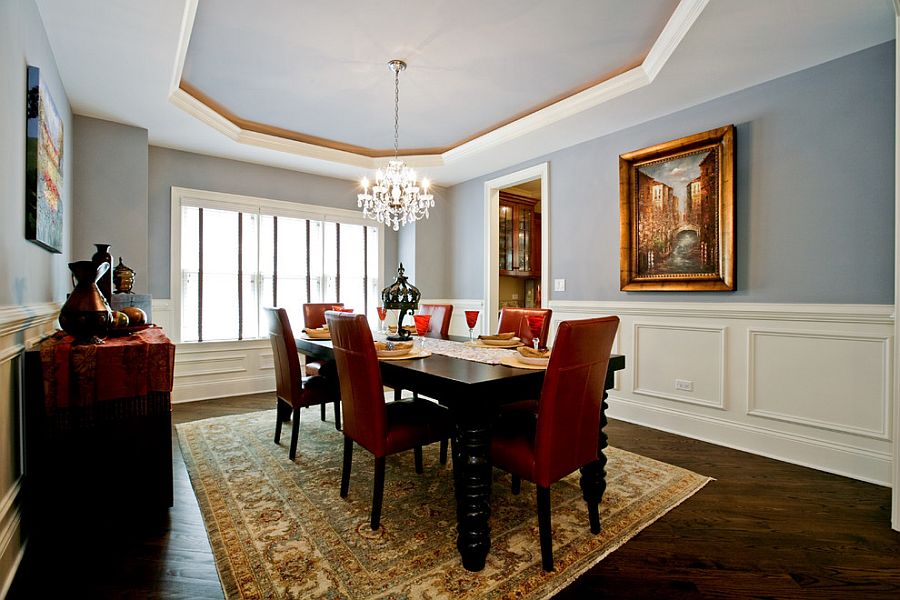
[358,60,434,231]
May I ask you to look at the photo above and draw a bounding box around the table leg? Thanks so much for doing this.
[455,412,492,572]
[579,387,610,534]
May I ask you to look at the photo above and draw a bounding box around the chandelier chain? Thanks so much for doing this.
[394,66,400,158]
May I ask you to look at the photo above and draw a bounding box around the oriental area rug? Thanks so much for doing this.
[177,408,711,599]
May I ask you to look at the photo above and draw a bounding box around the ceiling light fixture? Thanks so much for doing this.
[357,60,433,231]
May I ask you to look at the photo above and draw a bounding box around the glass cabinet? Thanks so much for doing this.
[498,192,540,278]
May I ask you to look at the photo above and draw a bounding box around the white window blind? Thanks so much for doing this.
[173,188,381,343]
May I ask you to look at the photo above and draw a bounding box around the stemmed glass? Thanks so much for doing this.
[376,306,387,332]
[464,310,480,342]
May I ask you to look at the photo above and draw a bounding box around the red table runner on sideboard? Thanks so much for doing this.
[37,327,175,414]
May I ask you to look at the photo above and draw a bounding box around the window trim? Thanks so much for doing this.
[170,186,384,344]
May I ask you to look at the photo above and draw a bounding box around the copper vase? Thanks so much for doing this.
[58,261,113,343]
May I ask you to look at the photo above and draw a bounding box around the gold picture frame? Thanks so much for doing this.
[619,125,734,291]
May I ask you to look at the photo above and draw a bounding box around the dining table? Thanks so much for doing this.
[295,332,626,572]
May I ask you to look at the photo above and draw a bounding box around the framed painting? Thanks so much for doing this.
[619,125,734,291]
[25,65,64,253]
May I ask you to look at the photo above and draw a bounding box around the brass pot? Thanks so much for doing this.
[58,261,113,343]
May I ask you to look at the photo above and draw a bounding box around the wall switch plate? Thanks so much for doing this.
[675,379,694,392]
[554,278,566,292]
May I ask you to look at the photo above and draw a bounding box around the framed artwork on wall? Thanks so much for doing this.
[25,65,64,253]
[619,125,734,291]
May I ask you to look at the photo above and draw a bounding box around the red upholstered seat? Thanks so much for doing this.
[326,311,451,530]
[497,307,552,348]
[264,308,342,460]
[490,316,619,571]
[417,303,453,338]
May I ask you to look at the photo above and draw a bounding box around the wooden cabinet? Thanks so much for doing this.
[499,192,541,277]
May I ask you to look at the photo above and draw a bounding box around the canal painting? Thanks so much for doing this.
[25,65,64,253]
[636,149,718,276]
[619,126,734,291]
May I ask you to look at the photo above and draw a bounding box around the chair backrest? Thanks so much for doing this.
[304,302,343,329]
[264,307,303,406]
[418,303,453,338]
[326,311,388,455]
[497,307,552,347]
[533,316,619,488]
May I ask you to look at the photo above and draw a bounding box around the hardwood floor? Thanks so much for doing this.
[9,393,900,599]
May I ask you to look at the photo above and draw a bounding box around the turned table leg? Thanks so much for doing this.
[455,412,492,572]
[579,386,611,534]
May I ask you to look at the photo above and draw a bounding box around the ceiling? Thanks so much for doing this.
[35,0,895,186]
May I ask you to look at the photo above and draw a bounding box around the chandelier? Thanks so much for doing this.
[357,60,434,231]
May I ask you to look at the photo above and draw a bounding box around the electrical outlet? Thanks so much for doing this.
[511,293,519,300]
[554,278,566,292]
[675,379,693,392]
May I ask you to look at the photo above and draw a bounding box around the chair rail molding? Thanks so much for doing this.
[549,300,894,486]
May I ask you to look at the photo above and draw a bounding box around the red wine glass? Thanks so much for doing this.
[464,310,479,342]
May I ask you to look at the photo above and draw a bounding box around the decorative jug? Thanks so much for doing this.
[91,243,113,302]
[58,261,113,343]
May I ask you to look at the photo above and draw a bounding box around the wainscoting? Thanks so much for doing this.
[0,303,59,598]
[153,297,892,485]
[549,301,894,486]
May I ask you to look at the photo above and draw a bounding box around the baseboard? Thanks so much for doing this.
[608,395,892,485]
[173,376,274,404]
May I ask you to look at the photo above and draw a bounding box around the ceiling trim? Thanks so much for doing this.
[178,81,450,158]
[168,0,708,172]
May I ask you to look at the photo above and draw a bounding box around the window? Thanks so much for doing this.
[172,188,382,343]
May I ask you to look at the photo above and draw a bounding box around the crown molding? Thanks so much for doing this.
[168,0,708,174]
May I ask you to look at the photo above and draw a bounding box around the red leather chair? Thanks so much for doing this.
[303,302,344,423]
[490,316,619,571]
[417,303,453,338]
[397,304,454,424]
[497,307,552,348]
[326,311,451,530]
[303,302,343,377]
[264,307,342,460]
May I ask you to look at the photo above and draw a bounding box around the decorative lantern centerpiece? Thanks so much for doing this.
[381,263,420,341]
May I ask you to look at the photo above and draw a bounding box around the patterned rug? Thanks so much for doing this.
[177,408,711,599]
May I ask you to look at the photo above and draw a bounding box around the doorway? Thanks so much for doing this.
[482,163,549,335]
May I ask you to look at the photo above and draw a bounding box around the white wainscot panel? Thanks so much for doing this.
[172,340,274,403]
[748,329,891,440]
[633,323,726,409]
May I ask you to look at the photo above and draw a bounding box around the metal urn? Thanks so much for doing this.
[381,263,420,341]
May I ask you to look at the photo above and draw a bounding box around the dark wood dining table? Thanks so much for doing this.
[295,333,625,572]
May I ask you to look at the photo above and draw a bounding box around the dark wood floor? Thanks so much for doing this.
[9,393,900,599]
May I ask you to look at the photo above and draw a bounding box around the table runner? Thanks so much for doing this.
[373,334,517,365]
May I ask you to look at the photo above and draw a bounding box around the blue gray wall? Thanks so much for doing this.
[148,147,398,298]
[72,116,149,291]
[0,0,74,306]
[445,41,895,304]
